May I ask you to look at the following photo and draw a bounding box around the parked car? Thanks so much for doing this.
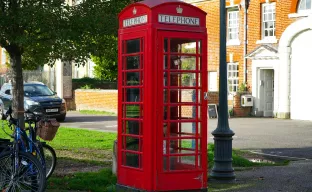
[0,82,66,122]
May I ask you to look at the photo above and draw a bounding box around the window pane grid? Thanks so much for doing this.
[162,38,202,172]
[121,38,144,169]
[228,11,239,40]
[262,3,276,38]
[228,63,239,93]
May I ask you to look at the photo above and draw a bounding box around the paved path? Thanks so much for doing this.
[61,111,117,132]
[61,112,312,159]
[219,160,312,192]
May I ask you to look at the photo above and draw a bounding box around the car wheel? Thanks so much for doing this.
[56,114,66,122]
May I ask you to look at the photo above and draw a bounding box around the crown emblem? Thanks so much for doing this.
[133,7,137,15]
[176,5,183,14]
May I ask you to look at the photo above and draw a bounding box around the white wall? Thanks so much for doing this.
[277,15,312,118]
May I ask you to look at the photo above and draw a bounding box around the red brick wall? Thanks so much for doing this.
[233,93,252,117]
[74,90,220,117]
[75,89,118,113]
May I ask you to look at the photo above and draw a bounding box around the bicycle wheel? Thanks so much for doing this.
[0,140,10,155]
[41,143,57,179]
[0,151,46,192]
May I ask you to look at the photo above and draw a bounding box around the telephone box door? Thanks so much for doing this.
[156,31,208,191]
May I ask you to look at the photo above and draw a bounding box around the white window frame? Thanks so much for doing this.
[227,63,239,93]
[262,3,276,39]
[227,9,240,46]
[208,71,218,92]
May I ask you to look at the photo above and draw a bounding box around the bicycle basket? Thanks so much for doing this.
[36,119,60,141]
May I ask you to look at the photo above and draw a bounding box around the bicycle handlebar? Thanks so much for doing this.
[1,107,17,126]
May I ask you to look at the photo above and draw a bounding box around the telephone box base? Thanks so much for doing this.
[116,184,208,192]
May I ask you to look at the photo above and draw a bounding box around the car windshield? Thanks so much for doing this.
[24,85,54,97]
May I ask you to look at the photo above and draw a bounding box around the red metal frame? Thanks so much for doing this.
[156,31,207,191]
[118,1,207,191]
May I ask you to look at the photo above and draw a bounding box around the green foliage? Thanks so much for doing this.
[79,110,116,116]
[48,169,117,191]
[80,84,93,89]
[92,46,118,81]
[229,108,234,116]
[0,0,139,122]
[72,77,117,89]
[238,83,248,93]
[45,127,117,150]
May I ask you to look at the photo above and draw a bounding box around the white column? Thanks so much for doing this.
[277,46,291,118]
[55,59,64,98]
[273,65,279,117]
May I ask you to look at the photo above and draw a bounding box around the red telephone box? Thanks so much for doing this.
[117,0,207,191]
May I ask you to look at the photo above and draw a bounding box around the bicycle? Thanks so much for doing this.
[25,110,57,179]
[0,107,46,191]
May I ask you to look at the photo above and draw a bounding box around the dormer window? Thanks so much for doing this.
[298,0,312,12]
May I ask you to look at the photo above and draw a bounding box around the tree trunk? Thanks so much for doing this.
[8,47,25,129]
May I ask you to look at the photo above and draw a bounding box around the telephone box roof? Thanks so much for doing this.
[119,0,207,15]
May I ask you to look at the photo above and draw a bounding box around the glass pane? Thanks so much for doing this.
[163,156,168,170]
[126,72,141,86]
[267,14,271,21]
[170,89,197,103]
[164,89,168,103]
[307,0,311,9]
[265,30,269,37]
[198,41,201,54]
[164,39,168,53]
[179,122,196,137]
[125,56,140,70]
[125,137,140,151]
[124,120,140,135]
[170,56,196,70]
[170,39,196,54]
[125,153,140,168]
[124,104,141,118]
[170,156,196,170]
[163,72,168,86]
[126,39,140,54]
[198,155,202,168]
[299,0,305,10]
[163,106,168,120]
[126,88,141,102]
[169,106,196,120]
[198,57,202,70]
[197,106,201,119]
[198,73,201,87]
[164,55,168,69]
[170,73,196,87]
[198,122,201,136]
[163,123,168,137]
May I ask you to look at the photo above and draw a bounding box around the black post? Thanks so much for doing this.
[210,0,235,180]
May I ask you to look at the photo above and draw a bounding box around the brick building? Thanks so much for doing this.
[184,0,312,120]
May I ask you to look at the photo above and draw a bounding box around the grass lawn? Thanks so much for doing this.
[78,110,116,116]
[0,126,288,192]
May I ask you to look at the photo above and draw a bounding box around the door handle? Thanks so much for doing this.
[194,174,203,181]
[204,92,208,100]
